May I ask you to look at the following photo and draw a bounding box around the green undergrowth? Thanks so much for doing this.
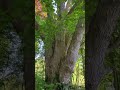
[35,59,85,90]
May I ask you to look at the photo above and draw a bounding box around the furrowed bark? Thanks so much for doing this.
[85,1,120,90]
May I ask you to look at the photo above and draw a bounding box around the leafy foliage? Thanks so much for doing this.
[35,58,85,90]
[35,0,85,89]
[35,0,85,50]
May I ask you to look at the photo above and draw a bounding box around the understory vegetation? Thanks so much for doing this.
[35,58,85,90]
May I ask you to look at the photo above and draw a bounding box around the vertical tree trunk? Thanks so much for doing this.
[45,18,84,90]
[45,17,84,90]
[113,69,120,90]
[45,31,66,84]
[44,1,84,89]
[59,18,84,88]
[85,1,120,90]
[24,27,35,90]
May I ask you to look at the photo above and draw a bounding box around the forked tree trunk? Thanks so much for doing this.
[45,18,84,90]
[59,19,84,88]
[85,1,120,90]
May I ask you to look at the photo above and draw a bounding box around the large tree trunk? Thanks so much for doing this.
[59,18,84,88]
[44,1,84,89]
[45,31,66,84]
[45,18,84,90]
[85,1,120,90]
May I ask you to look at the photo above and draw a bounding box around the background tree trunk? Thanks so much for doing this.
[45,18,84,90]
[59,18,84,88]
[45,31,66,84]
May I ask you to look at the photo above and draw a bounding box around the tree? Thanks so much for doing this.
[35,0,85,89]
[85,0,120,89]
[105,23,120,90]
[0,0,35,90]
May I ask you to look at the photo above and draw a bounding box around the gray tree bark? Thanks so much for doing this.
[44,1,85,90]
[85,0,120,90]
[45,18,84,90]
[59,18,84,86]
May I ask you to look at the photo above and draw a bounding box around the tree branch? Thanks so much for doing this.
[67,17,84,55]
[59,17,84,84]
[66,0,80,16]
[60,0,82,20]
